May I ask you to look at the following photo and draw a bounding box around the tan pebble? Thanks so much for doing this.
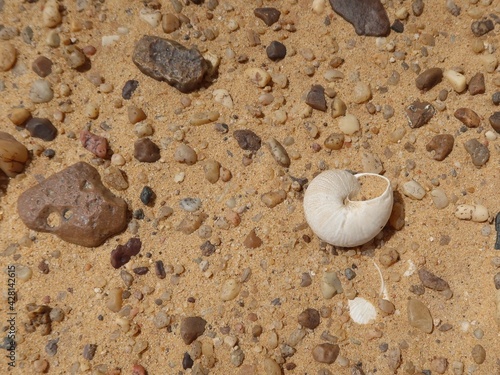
[455,204,488,222]
[262,358,282,375]
[204,159,220,183]
[106,287,123,312]
[99,83,114,93]
[43,0,62,28]
[134,122,154,138]
[0,132,29,177]
[221,279,241,301]
[402,180,426,200]
[33,359,49,373]
[8,108,31,126]
[379,248,400,267]
[243,229,262,248]
[245,67,271,88]
[267,138,290,167]
[213,89,233,108]
[471,344,486,364]
[225,211,240,227]
[176,213,208,234]
[162,13,181,33]
[471,39,484,54]
[352,82,372,104]
[379,299,395,315]
[103,166,129,190]
[431,357,448,374]
[189,111,219,126]
[312,343,340,364]
[220,167,232,182]
[338,114,360,135]
[261,190,286,208]
[480,54,498,73]
[128,106,147,124]
[0,42,17,72]
[139,9,162,27]
[84,103,99,119]
[174,144,197,165]
[407,298,433,333]
[321,270,340,299]
[324,133,344,150]
[111,153,126,166]
[361,152,383,173]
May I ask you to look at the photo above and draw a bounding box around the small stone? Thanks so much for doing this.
[415,67,443,91]
[471,344,486,364]
[43,0,62,27]
[162,13,181,33]
[468,73,485,95]
[174,144,197,165]
[338,114,360,135]
[321,270,342,299]
[402,180,426,200]
[140,186,155,205]
[25,118,57,141]
[361,152,383,173]
[32,56,53,77]
[267,138,290,167]
[0,42,17,71]
[189,111,220,126]
[182,352,194,369]
[63,46,87,69]
[430,188,449,209]
[122,80,139,99]
[263,358,282,375]
[464,139,489,167]
[128,106,147,124]
[204,160,220,183]
[306,84,327,111]
[391,19,404,33]
[312,343,340,364]
[324,133,344,150]
[243,229,262,248]
[233,130,261,152]
[454,108,480,128]
[426,134,454,161]
[176,213,207,234]
[221,278,241,301]
[80,130,108,158]
[0,132,29,177]
[298,308,320,329]
[8,108,31,127]
[331,97,347,118]
[45,338,59,356]
[407,298,433,333]
[352,82,372,103]
[455,204,489,222]
[213,89,233,108]
[378,299,395,315]
[110,238,142,269]
[245,67,271,88]
[180,197,201,212]
[132,35,207,93]
[103,166,128,191]
[387,348,402,371]
[329,0,390,36]
[254,7,281,26]
[405,100,435,128]
[266,41,286,61]
[412,0,424,16]
[17,162,128,247]
[418,268,450,291]
[443,69,466,93]
[180,316,206,344]
[492,93,500,106]
[489,112,500,133]
[431,357,448,374]
[134,138,161,162]
[83,343,97,360]
[33,359,49,373]
[30,79,54,103]
[471,19,494,37]
[261,190,286,208]
[132,364,147,375]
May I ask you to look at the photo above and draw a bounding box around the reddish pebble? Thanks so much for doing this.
[80,130,108,158]
[82,45,97,56]
[132,364,147,375]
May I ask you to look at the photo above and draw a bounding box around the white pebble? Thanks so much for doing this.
[485,130,497,141]
[84,103,99,119]
[338,114,360,135]
[220,278,241,301]
[134,122,154,137]
[15,264,32,281]
[180,197,202,212]
[430,188,449,209]
[139,9,162,27]
[102,35,120,47]
[111,154,126,166]
[43,0,62,28]
[352,82,372,104]
[245,67,271,88]
[443,70,467,93]
[402,180,426,200]
[213,89,234,109]
[455,204,488,222]
[312,0,326,14]
[30,79,54,103]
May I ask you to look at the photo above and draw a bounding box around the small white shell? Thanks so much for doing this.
[303,170,393,247]
[348,297,377,324]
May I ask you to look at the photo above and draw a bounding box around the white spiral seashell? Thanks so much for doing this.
[303,169,393,247]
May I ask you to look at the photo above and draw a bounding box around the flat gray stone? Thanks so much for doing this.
[132,35,208,93]
[329,0,390,36]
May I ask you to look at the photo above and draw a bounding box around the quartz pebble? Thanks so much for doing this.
[80,130,108,158]
[254,7,281,26]
[329,0,390,36]
[128,106,147,124]
[306,85,327,111]
[321,270,342,299]
[454,108,480,128]
[406,100,435,128]
[134,138,161,162]
[352,82,372,103]
[331,97,347,118]
[267,138,290,167]
[0,42,17,71]
[443,69,466,93]
[426,134,454,161]
[103,166,128,191]
[180,317,206,344]
[415,68,443,91]
[468,73,485,95]
[213,89,233,109]
[402,180,426,200]
[30,79,54,103]
[0,132,29,177]
[455,204,489,222]
[233,130,261,151]
[204,160,220,183]
[63,46,87,69]
[17,162,129,247]
[464,139,489,167]
[489,112,500,133]
[106,288,123,312]
[312,343,340,364]
[43,0,62,27]
[407,298,433,333]
[338,114,360,135]
[430,188,449,209]
[189,111,219,126]
[25,118,57,141]
[361,152,383,173]
[174,144,197,165]
[220,279,241,301]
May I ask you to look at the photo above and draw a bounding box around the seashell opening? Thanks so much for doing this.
[303,170,394,247]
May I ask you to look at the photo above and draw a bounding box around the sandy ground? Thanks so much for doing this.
[1,0,500,374]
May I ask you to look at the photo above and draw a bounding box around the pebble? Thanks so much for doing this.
[266,41,286,61]
[431,357,448,374]
[331,97,347,118]
[43,0,62,27]
[140,186,154,205]
[324,133,344,150]
[263,358,282,375]
[33,359,49,373]
[454,108,480,128]
[80,130,108,158]
[471,344,486,364]
[426,134,454,161]
[189,111,220,126]
[30,79,54,103]
[45,338,59,356]
[471,19,494,37]
[480,54,498,73]
[312,343,340,364]
[25,118,57,141]
[306,84,327,111]
[174,144,197,165]
[220,278,241,301]
[468,73,485,95]
[245,67,271,88]
[32,56,53,77]
[213,89,233,109]
[378,299,395,315]
[134,138,161,162]
[464,139,489,167]
[63,46,87,69]
[18,162,128,247]
[361,152,383,173]
[489,112,500,133]
[135,121,154,138]
[298,308,320,329]
[352,82,372,103]
[0,132,29,177]
[83,343,97,360]
[330,0,390,36]
[110,238,141,269]
[418,268,450,291]
[493,92,500,106]
[8,108,31,126]
[183,352,194,369]
[261,190,286,208]
[162,13,181,33]
[412,0,424,16]
[133,36,207,93]
[122,80,139,99]
[405,100,435,128]
[204,160,220,183]
[176,212,207,234]
[321,270,342,299]
[407,298,433,333]
[0,42,17,71]
[254,7,281,26]
[415,67,443,91]
[128,106,147,124]
[180,197,201,212]
[267,138,290,167]
[180,316,206,344]
[103,166,128,190]
[455,204,489,222]
[337,114,361,136]
[443,69,466,93]
[243,229,262,248]
[402,180,426,200]
[430,188,449,209]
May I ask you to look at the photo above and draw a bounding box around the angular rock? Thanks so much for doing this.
[464,139,489,167]
[17,162,129,247]
[329,0,390,36]
[80,130,108,158]
[26,118,57,141]
[254,7,281,26]
[0,132,29,177]
[489,112,500,133]
[426,134,454,161]
[305,84,327,111]
[134,138,161,162]
[415,67,443,91]
[454,108,480,128]
[407,298,433,333]
[122,80,139,100]
[405,100,435,128]
[32,56,53,77]
[243,229,262,248]
[132,35,207,93]
[418,268,450,291]
[468,73,485,95]
[110,237,142,268]
[471,19,494,37]
[180,316,207,344]
[233,129,261,152]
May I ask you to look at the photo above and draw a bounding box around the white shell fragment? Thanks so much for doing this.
[455,204,489,222]
[348,297,377,324]
[303,170,394,247]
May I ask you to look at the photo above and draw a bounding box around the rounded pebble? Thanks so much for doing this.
[0,42,17,71]
[30,80,54,103]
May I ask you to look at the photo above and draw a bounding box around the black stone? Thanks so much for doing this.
[233,129,261,151]
[140,186,155,205]
[133,209,145,220]
[254,7,281,26]
[154,260,166,279]
[25,118,57,141]
[200,240,216,256]
[329,0,390,36]
[133,266,149,275]
[182,352,194,369]
[391,19,404,33]
[266,41,287,61]
[122,80,139,99]
[110,238,142,269]
[495,212,500,250]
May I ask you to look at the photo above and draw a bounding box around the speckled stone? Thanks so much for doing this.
[471,19,494,37]
[405,100,435,128]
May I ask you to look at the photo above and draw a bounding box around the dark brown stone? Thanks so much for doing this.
[405,100,435,128]
[329,0,390,36]
[471,19,494,37]
[468,73,485,95]
[254,7,281,26]
[415,67,443,91]
[312,343,340,364]
[266,40,287,61]
[418,268,450,291]
[298,308,320,329]
[426,134,454,161]
[454,108,481,128]
[180,316,207,344]
[134,138,161,162]
[305,84,327,111]
[32,56,53,77]
[80,130,108,158]
[132,35,208,93]
[17,162,129,247]
[110,238,142,268]
[233,129,261,151]
[489,112,500,133]
[25,117,57,141]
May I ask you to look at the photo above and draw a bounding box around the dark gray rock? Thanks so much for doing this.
[471,19,494,37]
[132,35,208,93]
[17,162,129,247]
[405,100,435,128]
[266,41,286,61]
[329,0,390,36]
[464,139,489,167]
[254,7,281,26]
[305,84,327,111]
[122,79,138,99]
[489,112,500,133]
[25,118,57,141]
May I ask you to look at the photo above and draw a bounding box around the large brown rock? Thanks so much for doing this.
[329,0,390,36]
[132,35,208,93]
[17,162,128,247]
